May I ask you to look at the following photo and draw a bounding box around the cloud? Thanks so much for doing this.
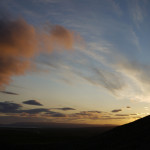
[0,101,131,122]
[21,108,50,114]
[0,14,82,88]
[130,114,137,116]
[70,111,102,120]
[0,91,18,95]
[20,109,66,118]
[0,101,47,114]
[78,67,125,95]
[0,101,66,118]
[0,101,22,113]
[101,116,126,120]
[46,111,66,117]
[81,38,150,103]
[86,111,102,113]
[126,106,131,109]
[111,109,122,113]
[114,58,150,102]
[115,114,129,117]
[44,25,75,50]
[54,107,76,111]
[129,0,146,27]
[0,17,36,88]
[75,111,102,115]
[23,100,43,106]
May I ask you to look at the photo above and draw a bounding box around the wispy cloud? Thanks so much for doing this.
[77,67,125,95]
[109,0,122,16]
[128,0,146,28]
[0,91,19,95]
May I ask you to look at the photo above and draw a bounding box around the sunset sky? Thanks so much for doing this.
[0,0,150,126]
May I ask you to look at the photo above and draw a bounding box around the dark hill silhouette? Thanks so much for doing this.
[82,115,150,150]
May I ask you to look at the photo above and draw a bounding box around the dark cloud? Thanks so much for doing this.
[74,111,101,116]
[0,101,66,117]
[46,111,66,117]
[23,100,43,106]
[54,107,76,111]
[21,109,66,117]
[101,116,126,120]
[87,111,102,113]
[115,114,129,116]
[0,91,18,95]
[130,114,137,115]
[111,109,122,113]
[0,101,47,114]
[0,101,127,121]
[21,108,49,114]
[0,101,22,113]
[126,106,131,108]
[70,111,102,120]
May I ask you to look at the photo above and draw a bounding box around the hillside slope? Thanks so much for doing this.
[83,115,150,150]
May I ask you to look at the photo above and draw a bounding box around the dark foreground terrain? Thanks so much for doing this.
[1,116,150,150]
[0,125,114,150]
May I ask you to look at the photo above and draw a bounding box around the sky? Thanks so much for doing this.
[0,0,150,126]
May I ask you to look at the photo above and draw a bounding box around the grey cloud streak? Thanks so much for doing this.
[111,109,122,113]
[0,91,19,95]
[23,100,43,106]
[54,107,76,111]
[75,66,125,95]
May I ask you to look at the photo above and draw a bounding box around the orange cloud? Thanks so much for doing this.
[0,18,37,88]
[0,17,81,88]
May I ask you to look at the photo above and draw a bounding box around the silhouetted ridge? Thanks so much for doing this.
[84,115,150,150]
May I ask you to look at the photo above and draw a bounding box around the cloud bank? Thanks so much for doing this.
[0,101,139,124]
